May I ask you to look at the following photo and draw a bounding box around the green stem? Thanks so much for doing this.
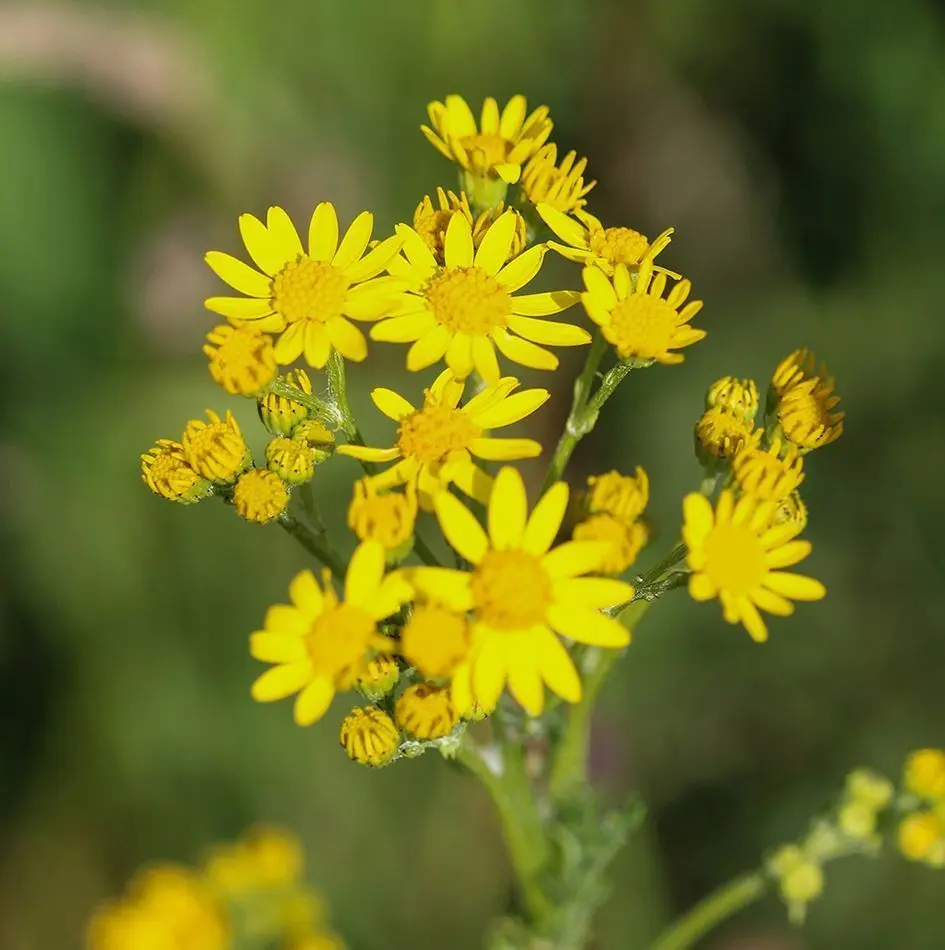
[326,351,363,445]
[277,513,346,579]
[646,872,766,950]
[412,531,441,567]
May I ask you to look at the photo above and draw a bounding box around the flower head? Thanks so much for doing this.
[337,369,548,510]
[539,205,673,275]
[205,203,403,368]
[204,324,277,396]
[258,369,314,436]
[249,542,411,725]
[408,467,635,716]
[421,94,553,190]
[141,439,212,503]
[375,211,587,383]
[521,144,595,214]
[355,655,400,700]
[181,410,250,484]
[400,603,470,680]
[266,437,315,485]
[732,436,804,501]
[204,825,304,896]
[347,478,417,555]
[684,489,826,643]
[774,490,808,540]
[904,749,945,800]
[339,706,399,767]
[395,683,458,740]
[695,407,754,466]
[573,514,649,575]
[770,349,844,452]
[233,469,289,524]
[293,419,335,464]
[581,260,705,365]
[706,376,759,425]
[412,189,473,263]
[898,811,945,865]
[586,467,649,522]
[767,845,824,925]
[471,202,528,260]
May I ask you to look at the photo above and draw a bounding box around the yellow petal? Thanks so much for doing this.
[239,212,291,275]
[326,316,367,362]
[308,202,339,261]
[289,569,324,614]
[263,603,310,636]
[534,628,582,704]
[444,212,474,268]
[508,313,588,343]
[336,444,401,463]
[293,678,335,725]
[266,206,303,262]
[371,388,415,421]
[542,541,611,579]
[274,322,306,364]
[347,232,405,283]
[764,540,812,569]
[546,604,630,647]
[522,482,569,555]
[552,577,634,609]
[538,204,589,249]
[204,251,271,297]
[205,296,275,320]
[251,662,311,702]
[739,598,769,643]
[333,210,373,270]
[370,312,436,343]
[581,265,617,308]
[506,643,544,716]
[763,572,826,601]
[471,635,508,710]
[750,587,795,616]
[445,94,478,137]
[688,572,716,601]
[499,95,527,138]
[304,321,332,368]
[450,460,493,505]
[480,96,500,134]
[469,389,550,429]
[474,210,517,275]
[495,163,521,184]
[446,332,475,377]
[496,245,545,293]
[370,572,414,620]
[682,492,714,555]
[471,335,501,385]
[491,328,558,371]
[469,437,542,461]
[249,632,307,664]
[407,326,451,371]
[408,567,475,612]
[488,466,527,550]
[421,123,453,159]
[434,491,489,564]
[395,223,438,275]
[345,540,385,607]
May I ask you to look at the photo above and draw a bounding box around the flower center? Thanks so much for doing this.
[425,266,512,334]
[401,605,469,678]
[471,550,552,630]
[397,402,481,465]
[185,423,246,479]
[232,469,288,523]
[271,256,349,324]
[607,295,679,359]
[589,226,649,267]
[702,522,767,596]
[461,133,511,167]
[305,603,376,685]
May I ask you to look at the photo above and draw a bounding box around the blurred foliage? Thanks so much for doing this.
[1,0,944,948]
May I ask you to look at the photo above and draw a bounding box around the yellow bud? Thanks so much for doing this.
[837,801,879,841]
[395,683,458,740]
[898,811,944,863]
[572,514,648,575]
[258,369,314,436]
[845,769,894,810]
[204,324,277,396]
[904,749,945,799]
[181,410,251,485]
[339,706,399,767]
[232,469,288,525]
[706,376,759,425]
[266,437,315,485]
[586,467,649,521]
[141,439,212,503]
[694,406,754,470]
[356,656,400,701]
[294,419,335,464]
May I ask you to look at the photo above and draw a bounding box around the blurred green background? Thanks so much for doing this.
[2,1,943,947]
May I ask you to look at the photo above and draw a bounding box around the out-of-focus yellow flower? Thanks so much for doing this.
[400,604,470,681]
[266,437,315,485]
[732,436,804,501]
[182,410,251,484]
[695,407,754,467]
[845,769,895,810]
[774,490,808,540]
[684,489,826,643]
[521,144,595,214]
[347,478,417,557]
[767,845,824,925]
[581,261,704,365]
[205,825,305,897]
[355,655,400,701]
[898,811,945,865]
[141,439,212,504]
[904,749,945,799]
[205,204,403,368]
[539,205,672,275]
[337,369,548,510]
[204,324,277,396]
[233,469,289,524]
[421,94,553,190]
[586,468,649,522]
[706,376,759,425]
[395,683,458,740]
[258,369,314,437]
[408,466,634,716]
[339,706,400,767]
[837,769,892,844]
[376,211,586,382]
[250,543,410,725]
[287,935,346,950]
[573,514,648,576]
[770,349,844,452]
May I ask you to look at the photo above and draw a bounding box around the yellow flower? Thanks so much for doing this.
[581,260,705,364]
[412,188,473,263]
[347,478,417,555]
[233,469,289,524]
[695,407,754,466]
[374,211,587,383]
[181,409,250,484]
[141,439,211,503]
[205,826,304,896]
[586,467,649,521]
[204,203,403,368]
[538,205,673,275]
[293,419,335,464]
[395,683,458,740]
[770,349,844,451]
[845,769,895,810]
[768,845,824,925]
[203,324,277,396]
[904,749,945,799]
[266,437,315,485]
[337,369,548,510]
[471,201,528,261]
[249,542,411,725]
[573,514,649,575]
[521,144,595,214]
[258,369,314,437]
[774,490,808,540]
[400,604,470,680]
[731,436,804,501]
[684,489,826,643]
[355,655,400,700]
[706,376,759,425]
[421,94,553,186]
[838,800,880,841]
[898,812,945,865]
[408,466,635,716]
[287,935,346,950]
[339,706,400,767]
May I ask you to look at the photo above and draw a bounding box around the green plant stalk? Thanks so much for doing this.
[412,531,442,567]
[646,872,766,950]
[277,512,347,579]
[326,351,366,446]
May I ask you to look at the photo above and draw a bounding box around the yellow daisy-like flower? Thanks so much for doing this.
[181,409,251,484]
[521,143,596,214]
[771,349,844,452]
[538,205,673,275]
[695,406,755,466]
[374,211,588,382]
[586,467,649,522]
[339,706,400,767]
[347,478,417,555]
[395,683,458,740]
[249,542,411,725]
[141,439,211,503]
[204,203,403,368]
[421,94,553,186]
[581,260,705,365]
[408,466,635,716]
[732,436,804,501]
[412,188,473,263]
[337,369,548,510]
[204,323,277,396]
[233,468,289,524]
[266,437,315,485]
[899,811,945,865]
[904,749,945,800]
[683,489,826,643]
[400,603,470,680]
[471,201,528,261]
[706,376,759,425]
[573,514,649,576]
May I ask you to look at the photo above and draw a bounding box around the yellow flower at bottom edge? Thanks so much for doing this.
[581,260,705,365]
[408,466,635,716]
[204,203,403,368]
[395,683,458,740]
[249,542,411,725]
[340,706,400,767]
[683,489,826,643]
[337,369,548,510]
[374,211,588,383]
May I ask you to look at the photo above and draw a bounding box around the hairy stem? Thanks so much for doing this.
[277,513,346,579]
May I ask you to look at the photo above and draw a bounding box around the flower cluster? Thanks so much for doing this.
[86,826,343,950]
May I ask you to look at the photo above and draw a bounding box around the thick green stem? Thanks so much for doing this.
[326,351,364,445]
[277,513,346,579]
[646,872,766,950]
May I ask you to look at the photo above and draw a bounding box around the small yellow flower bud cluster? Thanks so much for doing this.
[347,478,417,562]
[572,468,650,575]
[897,748,945,867]
[767,348,844,452]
